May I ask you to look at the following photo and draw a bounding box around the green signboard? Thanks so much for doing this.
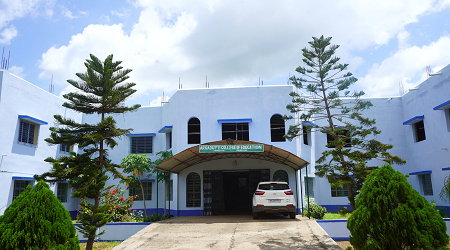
[199,144,264,153]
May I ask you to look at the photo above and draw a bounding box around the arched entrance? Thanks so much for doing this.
[157,139,309,215]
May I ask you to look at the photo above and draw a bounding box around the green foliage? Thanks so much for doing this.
[77,186,138,223]
[121,154,151,217]
[338,206,351,216]
[285,36,405,210]
[143,213,170,222]
[36,54,140,250]
[150,150,173,215]
[303,197,327,220]
[347,164,448,249]
[0,181,79,250]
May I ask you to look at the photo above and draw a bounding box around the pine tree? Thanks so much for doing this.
[36,54,140,250]
[0,181,79,250]
[285,36,405,210]
[348,164,448,249]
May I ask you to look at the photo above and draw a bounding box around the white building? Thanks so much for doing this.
[1,63,449,218]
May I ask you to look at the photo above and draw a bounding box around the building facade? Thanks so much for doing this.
[1,64,449,217]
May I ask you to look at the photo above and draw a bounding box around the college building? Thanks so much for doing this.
[1,64,449,218]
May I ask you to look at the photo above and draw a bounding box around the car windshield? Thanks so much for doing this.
[258,184,290,190]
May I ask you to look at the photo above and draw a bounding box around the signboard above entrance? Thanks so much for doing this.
[199,144,264,153]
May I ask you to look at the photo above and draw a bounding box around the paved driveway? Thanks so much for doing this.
[113,215,340,250]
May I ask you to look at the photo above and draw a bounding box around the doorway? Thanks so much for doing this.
[203,169,270,215]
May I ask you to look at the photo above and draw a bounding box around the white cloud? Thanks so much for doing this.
[79,11,88,16]
[37,0,450,103]
[8,65,25,78]
[111,10,130,18]
[148,95,171,107]
[0,0,54,29]
[358,35,450,97]
[63,10,77,19]
[397,30,410,49]
[0,25,17,44]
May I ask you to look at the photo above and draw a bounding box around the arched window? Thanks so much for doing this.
[186,172,201,207]
[270,114,286,142]
[273,170,288,183]
[188,117,201,144]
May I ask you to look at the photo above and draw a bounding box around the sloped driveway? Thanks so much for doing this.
[113,215,340,250]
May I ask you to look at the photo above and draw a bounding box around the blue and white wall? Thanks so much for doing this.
[1,62,450,216]
[0,70,82,216]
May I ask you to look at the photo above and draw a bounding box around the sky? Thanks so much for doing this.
[1,0,450,107]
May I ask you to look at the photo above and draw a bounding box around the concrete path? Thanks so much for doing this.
[113,215,341,250]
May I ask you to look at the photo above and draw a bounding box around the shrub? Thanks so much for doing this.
[347,164,448,249]
[338,206,351,216]
[77,185,137,223]
[303,197,327,220]
[0,181,79,250]
[143,212,170,222]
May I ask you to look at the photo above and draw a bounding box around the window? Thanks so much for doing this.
[188,118,201,144]
[18,121,36,145]
[13,180,32,200]
[222,123,249,141]
[303,125,310,145]
[305,177,314,198]
[166,179,173,201]
[326,129,351,148]
[167,132,172,150]
[273,170,288,183]
[129,182,152,200]
[59,135,72,153]
[57,182,69,203]
[414,120,426,142]
[270,115,286,142]
[331,184,349,197]
[420,174,433,196]
[186,173,201,207]
[131,136,153,154]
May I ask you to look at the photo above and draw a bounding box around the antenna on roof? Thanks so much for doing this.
[49,74,54,94]
[208,82,209,88]
[262,80,263,86]
[179,77,182,89]
[206,75,207,88]
[399,81,404,96]
[426,65,431,78]
[1,47,10,70]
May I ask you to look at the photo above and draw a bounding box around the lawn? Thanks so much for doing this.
[79,241,122,250]
[321,212,351,220]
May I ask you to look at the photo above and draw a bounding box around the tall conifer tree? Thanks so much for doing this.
[285,36,405,210]
[37,54,140,250]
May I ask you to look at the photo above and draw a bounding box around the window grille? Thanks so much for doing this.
[186,173,201,207]
[222,123,249,141]
[305,177,314,198]
[270,115,286,142]
[57,182,69,203]
[273,170,289,183]
[131,136,153,154]
[331,184,349,197]
[129,182,152,200]
[18,121,35,144]
[421,174,433,196]
[13,180,32,200]
[188,118,201,144]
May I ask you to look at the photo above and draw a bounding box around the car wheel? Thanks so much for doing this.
[253,210,259,220]
[290,212,296,219]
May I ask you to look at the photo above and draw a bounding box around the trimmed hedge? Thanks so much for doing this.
[0,181,79,250]
[347,164,448,249]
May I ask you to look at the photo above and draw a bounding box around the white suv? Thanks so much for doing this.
[252,181,296,219]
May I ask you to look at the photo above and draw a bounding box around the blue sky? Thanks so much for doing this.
[2,0,450,106]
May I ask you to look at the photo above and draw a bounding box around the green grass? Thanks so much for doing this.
[79,241,122,250]
[321,212,351,220]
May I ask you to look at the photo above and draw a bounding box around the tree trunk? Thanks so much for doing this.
[86,189,101,250]
[347,184,356,211]
[138,174,148,217]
